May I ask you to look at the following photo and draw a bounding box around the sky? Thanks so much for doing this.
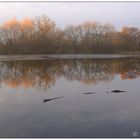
[0,2,140,30]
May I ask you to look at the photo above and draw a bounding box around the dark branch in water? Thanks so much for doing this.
[82,92,95,95]
[111,90,126,93]
[43,96,63,103]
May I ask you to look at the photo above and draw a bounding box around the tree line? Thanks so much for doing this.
[0,15,140,54]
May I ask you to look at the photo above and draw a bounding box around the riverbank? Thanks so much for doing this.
[0,54,139,61]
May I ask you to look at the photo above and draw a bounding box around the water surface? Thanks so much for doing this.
[0,57,140,137]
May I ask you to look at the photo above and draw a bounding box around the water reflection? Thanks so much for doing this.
[0,57,140,137]
[0,57,140,90]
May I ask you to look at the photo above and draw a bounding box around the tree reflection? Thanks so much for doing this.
[0,58,140,90]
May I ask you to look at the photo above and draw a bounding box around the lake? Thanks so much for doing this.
[0,56,140,137]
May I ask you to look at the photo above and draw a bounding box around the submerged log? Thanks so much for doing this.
[111,90,126,93]
[43,96,63,103]
[82,92,95,95]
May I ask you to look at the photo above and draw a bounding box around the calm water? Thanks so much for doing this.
[0,57,140,137]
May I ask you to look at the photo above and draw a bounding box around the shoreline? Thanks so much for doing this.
[0,54,139,61]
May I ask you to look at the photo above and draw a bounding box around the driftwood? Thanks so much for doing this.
[82,92,95,95]
[111,90,126,93]
[43,96,63,103]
